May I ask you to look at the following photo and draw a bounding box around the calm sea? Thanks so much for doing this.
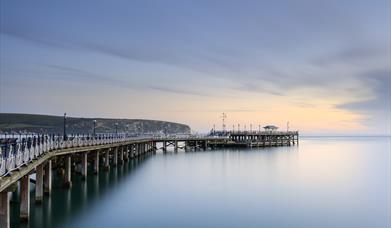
[11,137,391,228]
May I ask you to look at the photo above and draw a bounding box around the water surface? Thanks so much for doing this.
[11,137,391,228]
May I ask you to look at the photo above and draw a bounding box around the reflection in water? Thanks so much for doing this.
[10,138,391,228]
[10,156,149,228]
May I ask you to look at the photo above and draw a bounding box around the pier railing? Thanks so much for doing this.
[0,133,151,177]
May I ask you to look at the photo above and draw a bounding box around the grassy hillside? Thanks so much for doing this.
[0,113,191,135]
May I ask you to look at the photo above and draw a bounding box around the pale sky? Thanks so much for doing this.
[1,0,390,135]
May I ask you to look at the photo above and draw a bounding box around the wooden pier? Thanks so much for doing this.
[0,131,298,228]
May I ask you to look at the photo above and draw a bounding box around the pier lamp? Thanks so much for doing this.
[63,113,67,140]
[93,120,97,136]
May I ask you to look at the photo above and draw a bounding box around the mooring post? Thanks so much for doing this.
[64,156,72,188]
[44,160,52,195]
[0,191,10,228]
[20,175,30,221]
[81,152,88,180]
[35,164,44,203]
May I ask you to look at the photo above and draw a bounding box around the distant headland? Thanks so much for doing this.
[0,113,191,134]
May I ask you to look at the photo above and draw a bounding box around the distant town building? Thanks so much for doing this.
[263,125,278,131]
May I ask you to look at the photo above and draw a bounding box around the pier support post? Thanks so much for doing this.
[0,191,10,228]
[124,146,129,161]
[94,151,99,174]
[44,160,52,195]
[64,156,72,188]
[132,144,136,158]
[35,164,44,203]
[153,142,157,154]
[81,152,88,180]
[130,145,133,159]
[119,147,124,164]
[163,142,167,153]
[113,148,118,166]
[104,150,110,171]
[20,175,30,221]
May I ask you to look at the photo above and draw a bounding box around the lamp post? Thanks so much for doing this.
[63,113,67,140]
[93,120,97,136]
[115,123,118,136]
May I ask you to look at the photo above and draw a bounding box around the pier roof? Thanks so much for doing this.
[263,125,278,130]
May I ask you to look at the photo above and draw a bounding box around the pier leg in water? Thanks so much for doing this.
[0,191,10,228]
[44,160,52,195]
[124,146,129,161]
[20,175,30,221]
[94,151,99,174]
[113,148,118,166]
[174,141,178,153]
[64,156,72,188]
[104,150,110,171]
[163,141,167,153]
[119,147,124,164]
[35,164,44,203]
[81,152,88,180]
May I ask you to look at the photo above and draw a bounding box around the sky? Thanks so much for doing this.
[0,0,390,135]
